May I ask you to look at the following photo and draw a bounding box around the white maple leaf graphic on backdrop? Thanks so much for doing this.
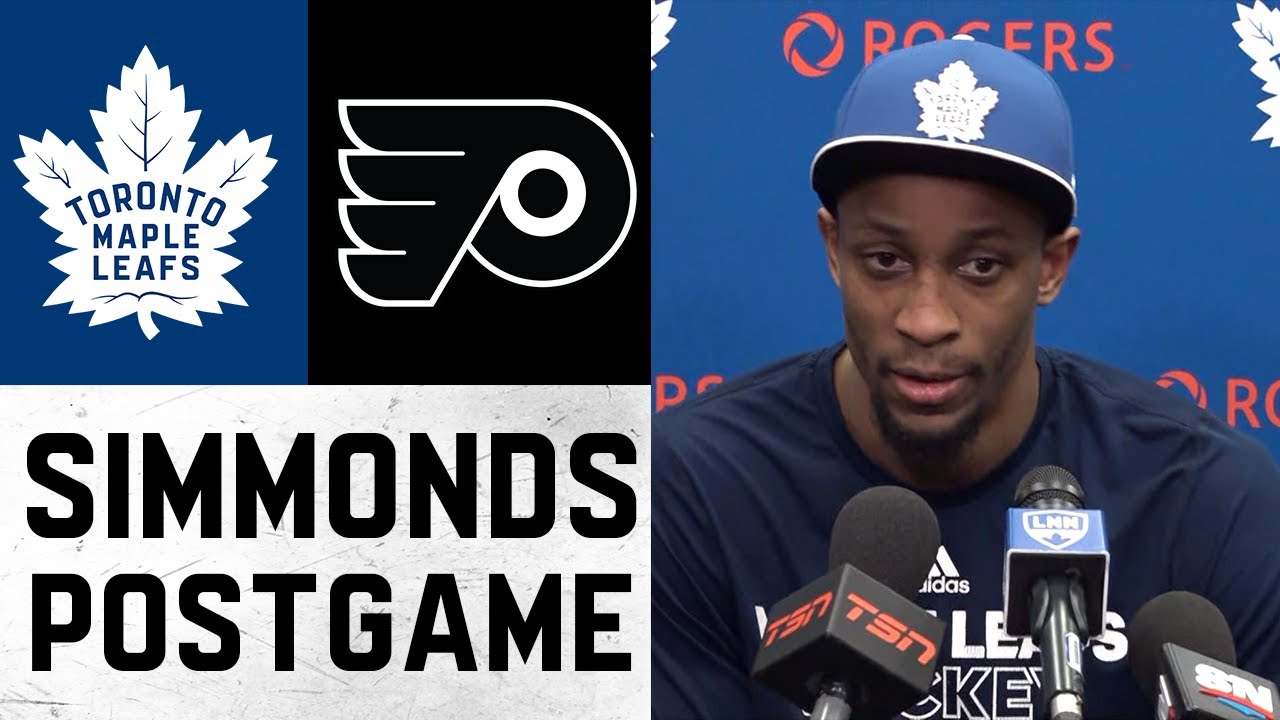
[1233,1,1280,147]
[14,46,275,339]
[652,0,676,71]
[913,60,999,143]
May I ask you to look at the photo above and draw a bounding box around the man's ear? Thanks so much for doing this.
[1038,225,1081,305]
[819,206,840,286]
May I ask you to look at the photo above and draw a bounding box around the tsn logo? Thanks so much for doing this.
[761,589,937,665]
[846,591,937,665]
[763,590,832,647]
[1195,663,1276,719]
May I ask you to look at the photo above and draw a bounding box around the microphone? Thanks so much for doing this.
[750,485,947,720]
[1129,590,1278,719]
[1001,465,1111,720]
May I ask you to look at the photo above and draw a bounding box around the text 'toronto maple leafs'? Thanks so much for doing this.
[14,46,275,339]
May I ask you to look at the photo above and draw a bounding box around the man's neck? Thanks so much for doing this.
[832,345,1041,493]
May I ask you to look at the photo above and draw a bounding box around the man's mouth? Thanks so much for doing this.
[888,370,969,407]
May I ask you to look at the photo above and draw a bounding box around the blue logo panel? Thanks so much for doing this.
[1,0,307,383]
[1006,508,1107,554]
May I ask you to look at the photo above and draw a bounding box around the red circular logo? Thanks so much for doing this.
[783,11,845,77]
[1157,370,1208,409]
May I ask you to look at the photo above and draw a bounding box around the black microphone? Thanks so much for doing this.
[750,485,947,720]
[1129,590,1278,719]
[1002,466,1110,720]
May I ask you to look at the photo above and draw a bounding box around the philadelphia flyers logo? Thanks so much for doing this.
[337,99,637,307]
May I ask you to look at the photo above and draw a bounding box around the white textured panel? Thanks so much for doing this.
[0,385,651,720]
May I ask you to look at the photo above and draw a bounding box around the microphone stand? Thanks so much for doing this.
[1030,572,1088,720]
[811,681,853,720]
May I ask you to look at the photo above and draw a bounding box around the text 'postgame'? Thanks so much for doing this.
[20,427,640,675]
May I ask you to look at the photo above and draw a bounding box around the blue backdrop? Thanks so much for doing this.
[1,0,307,383]
[651,0,1280,462]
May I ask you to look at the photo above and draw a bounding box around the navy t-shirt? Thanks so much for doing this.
[652,341,1280,720]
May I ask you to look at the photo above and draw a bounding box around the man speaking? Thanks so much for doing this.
[651,34,1280,719]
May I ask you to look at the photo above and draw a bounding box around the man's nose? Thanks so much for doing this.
[894,272,960,347]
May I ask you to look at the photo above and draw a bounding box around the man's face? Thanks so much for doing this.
[820,174,1075,465]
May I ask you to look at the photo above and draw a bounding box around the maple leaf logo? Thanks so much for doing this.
[652,0,676,72]
[651,0,676,138]
[1233,1,1280,147]
[913,60,999,144]
[14,46,275,339]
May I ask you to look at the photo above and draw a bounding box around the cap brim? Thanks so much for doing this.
[810,136,1076,235]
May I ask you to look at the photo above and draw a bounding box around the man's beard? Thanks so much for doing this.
[868,387,986,480]
[862,327,1027,485]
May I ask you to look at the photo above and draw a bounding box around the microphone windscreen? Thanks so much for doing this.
[827,485,940,598]
[1014,464,1085,509]
[1127,590,1237,704]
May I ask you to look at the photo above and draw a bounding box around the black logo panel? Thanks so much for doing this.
[338,101,636,307]
[308,2,651,384]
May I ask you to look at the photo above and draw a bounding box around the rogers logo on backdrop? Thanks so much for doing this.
[783,11,845,77]
[783,14,1117,76]
[655,373,723,411]
[1158,369,1280,429]
[658,368,1280,431]
[1157,370,1209,409]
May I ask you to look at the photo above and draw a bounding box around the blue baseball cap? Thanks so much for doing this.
[810,34,1077,234]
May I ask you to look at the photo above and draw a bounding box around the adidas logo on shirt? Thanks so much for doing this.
[919,545,970,595]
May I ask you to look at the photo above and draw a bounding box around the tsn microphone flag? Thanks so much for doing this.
[1003,508,1110,638]
[751,563,945,718]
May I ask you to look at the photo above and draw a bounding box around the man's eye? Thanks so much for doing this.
[868,252,904,269]
[959,257,1003,277]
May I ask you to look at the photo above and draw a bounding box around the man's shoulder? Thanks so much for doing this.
[655,346,829,430]
[1045,346,1213,427]
[652,345,836,472]
[1043,346,1278,476]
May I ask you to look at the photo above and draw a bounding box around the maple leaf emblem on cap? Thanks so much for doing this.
[913,60,999,143]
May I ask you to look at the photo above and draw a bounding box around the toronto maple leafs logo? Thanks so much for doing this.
[1233,1,1280,147]
[14,47,275,339]
[913,60,999,144]
[652,0,677,72]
